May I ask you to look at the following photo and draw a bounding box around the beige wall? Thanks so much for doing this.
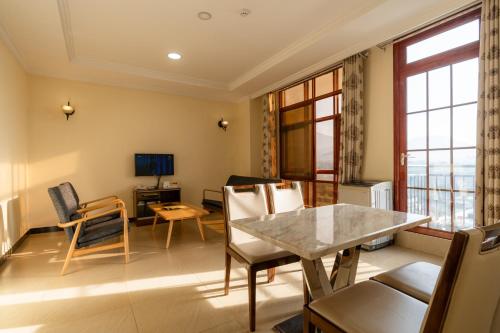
[0,39,29,255]
[28,76,250,227]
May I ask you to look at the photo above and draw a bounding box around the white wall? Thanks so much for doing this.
[0,38,29,255]
[28,76,250,227]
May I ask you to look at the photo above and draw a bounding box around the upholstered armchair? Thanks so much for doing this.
[48,183,130,275]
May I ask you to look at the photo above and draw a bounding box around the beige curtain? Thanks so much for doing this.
[475,0,500,227]
[262,93,278,178]
[339,54,365,183]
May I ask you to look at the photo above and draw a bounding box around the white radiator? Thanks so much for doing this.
[338,181,393,250]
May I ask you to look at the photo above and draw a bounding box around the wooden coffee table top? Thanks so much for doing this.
[149,202,209,221]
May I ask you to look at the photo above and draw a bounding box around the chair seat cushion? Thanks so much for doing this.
[370,261,440,303]
[229,239,294,264]
[77,217,124,248]
[309,280,427,333]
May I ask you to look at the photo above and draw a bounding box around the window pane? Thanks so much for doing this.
[315,182,334,206]
[453,149,476,191]
[429,108,450,148]
[407,189,427,215]
[315,97,333,118]
[407,112,427,150]
[307,80,313,100]
[315,72,333,97]
[406,19,479,63]
[453,58,479,105]
[428,66,451,109]
[428,190,452,231]
[429,150,451,190]
[454,192,475,230]
[280,105,313,179]
[317,174,334,181]
[284,84,304,106]
[336,94,342,114]
[407,73,427,112]
[316,120,334,170]
[408,151,427,188]
[335,67,343,91]
[453,103,477,147]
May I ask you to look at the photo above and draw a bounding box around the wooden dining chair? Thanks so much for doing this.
[267,181,305,214]
[222,184,301,332]
[303,223,500,333]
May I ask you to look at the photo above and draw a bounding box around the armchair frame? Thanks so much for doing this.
[58,198,129,275]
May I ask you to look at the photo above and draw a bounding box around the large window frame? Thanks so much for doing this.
[394,9,480,239]
[278,67,342,206]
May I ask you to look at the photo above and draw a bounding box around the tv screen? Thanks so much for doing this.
[135,154,174,176]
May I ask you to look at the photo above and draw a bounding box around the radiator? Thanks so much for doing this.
[338,180,394,251]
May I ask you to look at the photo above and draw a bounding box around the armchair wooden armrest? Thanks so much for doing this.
[80,195,119,208]
[76,198,125,214]
[58,207,123,228]
[203,189,222,199]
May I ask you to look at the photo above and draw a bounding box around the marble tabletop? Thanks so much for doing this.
[230,204,431,260]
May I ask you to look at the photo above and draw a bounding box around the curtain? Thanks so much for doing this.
[475,0,500,227]
[339,54,365,183]
[262,92,279,178]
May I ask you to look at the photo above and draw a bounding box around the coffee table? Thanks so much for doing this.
[149,203,209,248]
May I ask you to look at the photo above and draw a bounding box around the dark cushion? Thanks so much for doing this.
[77,217,124,248]
[48,184,81,241]
[202,199,223,210]
[60,182,80,206]
[225,175,280,186]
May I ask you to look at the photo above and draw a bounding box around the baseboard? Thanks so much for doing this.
[0,226,61,268]
[29,226,61,234]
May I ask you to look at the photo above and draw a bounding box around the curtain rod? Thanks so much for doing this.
[270,50,368,94]
[376,1,482,50]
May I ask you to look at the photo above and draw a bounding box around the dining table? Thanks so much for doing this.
[230,203,431,332]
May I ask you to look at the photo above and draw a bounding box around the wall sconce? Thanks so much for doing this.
[218,118,229,131]
[61,101,75,120]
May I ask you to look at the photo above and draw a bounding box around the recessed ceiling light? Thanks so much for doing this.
[240,8,251,17]
[198,11,212,20]
[167,52,182,60]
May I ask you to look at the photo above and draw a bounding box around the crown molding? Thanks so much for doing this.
[228,1,383,91]
[57,0,76,61]
[0,21,28,71]
[72,57,228,90]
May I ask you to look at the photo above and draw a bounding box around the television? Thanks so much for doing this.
[135,154,174,176]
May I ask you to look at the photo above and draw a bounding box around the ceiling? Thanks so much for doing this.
[0,0,475,102]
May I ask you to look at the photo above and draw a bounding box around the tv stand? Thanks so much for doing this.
[155,175,162,190]
[133,187,181,225]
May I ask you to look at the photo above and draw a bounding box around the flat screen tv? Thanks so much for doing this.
[135,153,174,176]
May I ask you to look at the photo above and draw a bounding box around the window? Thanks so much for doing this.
[394,10,480,237]
[279,67,343,206]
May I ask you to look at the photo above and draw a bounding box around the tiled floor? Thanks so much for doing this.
[0,219,442,333]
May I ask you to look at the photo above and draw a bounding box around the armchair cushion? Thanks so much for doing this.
[309,280,427,333]
[77,217,125,248]
[370,261,440,303]
[201,199,223,211]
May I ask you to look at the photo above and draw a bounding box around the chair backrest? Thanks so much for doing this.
[222,184,269,245]
[60,182,80,206]
[421,223,500,333]
[48,183,81,240]
[267,181,305,214]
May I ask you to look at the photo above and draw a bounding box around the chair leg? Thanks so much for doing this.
[123,218,130,264]
[248,267,257,332]
[303,275,310,305]
[61,223,82,276]
[224,252,231,295]
[267,267,276,283]
[303,306,315,333]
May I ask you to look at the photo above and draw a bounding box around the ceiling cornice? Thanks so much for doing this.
[56,0,227,90]
[0,20,27,71]
[228,1,383,91]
